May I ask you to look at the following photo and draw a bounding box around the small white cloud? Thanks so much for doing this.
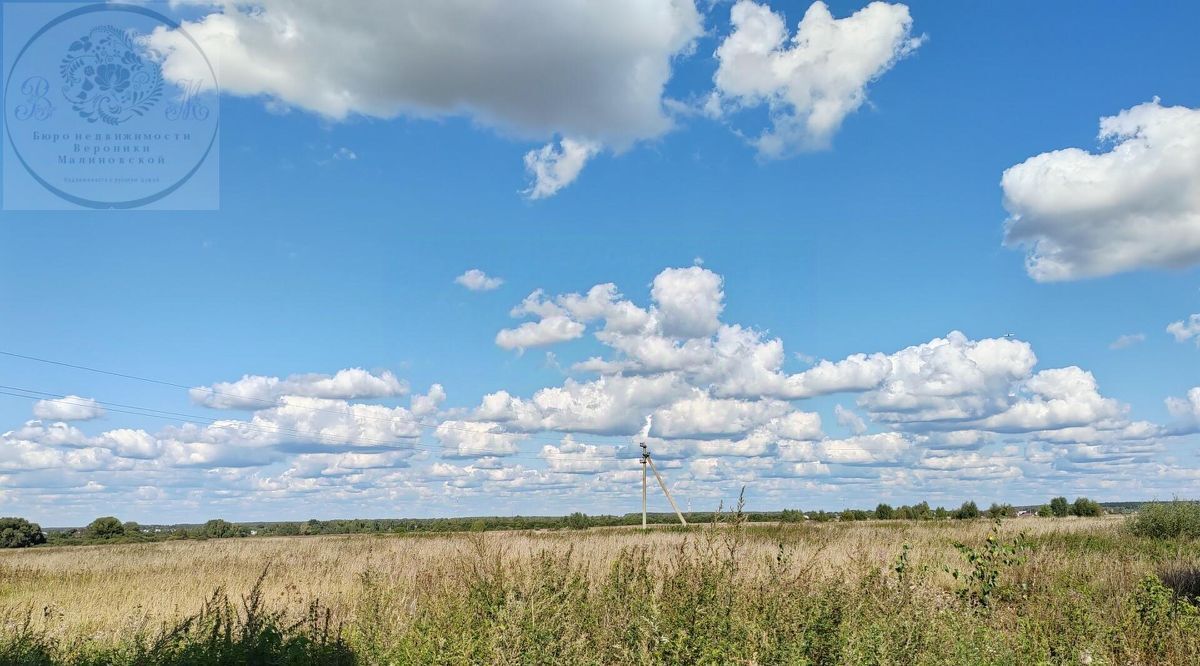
[522,137,601,200]
[333,147,357,160]
[1109,333,1146,350]
[834,404,867,434]
[495,316,586,352]
[411,384,447,418]
[455,269,504,292]
[1167,314,1200,346]
[32,396,105,422]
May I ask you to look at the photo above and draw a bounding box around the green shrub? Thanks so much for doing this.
[0,517,46,549]
[1049,496,1071,517]
[1128,500,1200,539]
[954,501,980,520]
[86,516,124,540]
[1072,497,1103,517]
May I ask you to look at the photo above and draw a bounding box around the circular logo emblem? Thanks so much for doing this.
[4,3,218,209]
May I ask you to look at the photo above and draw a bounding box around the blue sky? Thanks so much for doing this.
[1,0,1199,525]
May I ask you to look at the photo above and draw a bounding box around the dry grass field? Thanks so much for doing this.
[1,513,1198,664]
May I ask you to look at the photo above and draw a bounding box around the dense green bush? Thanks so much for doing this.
[1128,500,1200,539]
[0,517,45,548]
[1072,497,1104,517]
[86,516,125,540]
[955,500,980,519]
[1050,496,1071,517]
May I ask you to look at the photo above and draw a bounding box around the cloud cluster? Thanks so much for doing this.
[4,266,1195,522]
[141,1,928,197]
[1002,100,1200,281]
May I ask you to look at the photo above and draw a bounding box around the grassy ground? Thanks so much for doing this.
[1,513,1197,664]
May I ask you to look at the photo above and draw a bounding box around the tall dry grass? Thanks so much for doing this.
[1,514,1197,664]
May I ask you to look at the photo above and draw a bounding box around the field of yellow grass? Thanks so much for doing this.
[1,514,1197,664]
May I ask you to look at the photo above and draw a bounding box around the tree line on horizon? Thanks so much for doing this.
[0,495,1135,549]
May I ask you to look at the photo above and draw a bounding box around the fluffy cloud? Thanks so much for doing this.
[1002,100,1200,281]
[651,392,791,439]
[1167,314,1200,346]
[540,436,618,474]
[190,368,407,409]
[711,0,922,156]
[31,395,105,421]
[857,332,1037,423]
[651,266,724,339]
[147,0,703,197]
[495,317,586,351]
[454,269,504,292]
[523,138,601,200]
[1166,387,1200,429]
[410,384,447,418]
[436,420,527,458]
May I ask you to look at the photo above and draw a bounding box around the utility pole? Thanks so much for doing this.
[641,441,648,530]
[637,417,687,530]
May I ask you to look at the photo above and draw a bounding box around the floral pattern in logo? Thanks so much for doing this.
[59,26,162,125]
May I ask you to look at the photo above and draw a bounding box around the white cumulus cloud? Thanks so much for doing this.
[191,368,407,409]
[711,0,923,157]
[32,395,105,422]
[1002,100,1200,281]
[523,138,601,200]
[1167,314,1200,346]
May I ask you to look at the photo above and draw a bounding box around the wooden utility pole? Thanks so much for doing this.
[639,437,687,530]
[641,442,648,530]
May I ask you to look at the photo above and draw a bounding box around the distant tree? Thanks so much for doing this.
[1071,497,1103,517]
[202,519,241,538]
[0,517,46,548]
[875,503,894,520]
[1049,497,1071,517]
[933,507,950,520]
[123,521,142,536]
[86,516,124,540]
[779,508,805,523]
[565,512,590,529]
[987,503,1016,519]
[1036,504,1053,517]
[954,501,980,520]
[912,501,932,520]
